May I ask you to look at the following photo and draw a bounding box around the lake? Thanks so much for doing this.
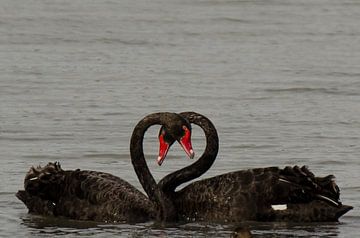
[1,0,359,237]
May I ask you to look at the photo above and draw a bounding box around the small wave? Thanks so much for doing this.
[265,87,335,94]
[93,38,150,46]
[343,186,360,192]
[0,129,27,134]
[0,137,72,141]
[0,191,16,196]
[304,135,359,140]
[22,155,69,160]
[82,153,122,159]
[314,160,346,165]
[85,118,104,121]
[327,71,360,78]
[102,112,127,116]
[233,144,278,149]
[215,17,252,24]
[265,87,359,96]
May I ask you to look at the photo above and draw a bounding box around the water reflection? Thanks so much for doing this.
[243,221,340,238]
[19,214,342,237]
[231,226,253,238]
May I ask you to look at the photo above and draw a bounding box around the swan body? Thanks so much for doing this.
[16,112,194,222]
[17,162,155,222]
[168,166,352,222]
[158,112,352,222]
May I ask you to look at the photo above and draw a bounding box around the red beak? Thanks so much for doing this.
[179,126,195,159]
[157,134,170,166]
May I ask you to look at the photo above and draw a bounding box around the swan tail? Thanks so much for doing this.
[259,201,353,222]
[271,165,341,207]
[258,165,353,221]
[335,204,353,219]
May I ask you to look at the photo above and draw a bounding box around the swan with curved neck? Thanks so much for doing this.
[158,112,218,194]
[158,112,352,222]
[16,112,194,222]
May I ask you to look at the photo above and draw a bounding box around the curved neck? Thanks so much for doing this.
[130,112,176,221]
[159,112,219,193]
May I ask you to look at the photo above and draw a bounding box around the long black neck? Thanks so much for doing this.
[130,112,177,221]
[159,112,219,193]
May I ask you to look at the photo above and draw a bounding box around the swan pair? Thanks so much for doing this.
[17,112,352,223]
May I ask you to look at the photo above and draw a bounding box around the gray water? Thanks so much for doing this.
[1,0,359,237]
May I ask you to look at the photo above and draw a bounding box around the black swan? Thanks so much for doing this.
[16,112,194,223]
[158,112,353,222]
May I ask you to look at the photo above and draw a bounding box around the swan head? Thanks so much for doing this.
[157,116,194,165]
